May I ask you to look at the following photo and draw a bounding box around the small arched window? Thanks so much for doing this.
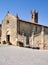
[7,20,9,24]
[32,14,33,18]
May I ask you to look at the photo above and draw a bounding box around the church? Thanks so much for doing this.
[0,10,48,49]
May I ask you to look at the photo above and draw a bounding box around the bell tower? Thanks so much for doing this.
[30,10,38,23]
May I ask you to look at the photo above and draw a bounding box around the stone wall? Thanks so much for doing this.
[44,35,48,49]
[18,20,31,45]
[19,20,31,36]
[44,27,48,49]
[29,26,48,49]
[1,13,17,45]
[18,20,43,47]
[17,34,26,46]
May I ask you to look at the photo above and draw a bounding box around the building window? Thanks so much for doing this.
[36,26,37,32]
[26,34,29,45]
[34,26,37,34]
[32,14,33,18]
[7,20,9,24]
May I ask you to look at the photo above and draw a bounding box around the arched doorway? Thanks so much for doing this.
[7,35,10,42]
[6,31,10,42]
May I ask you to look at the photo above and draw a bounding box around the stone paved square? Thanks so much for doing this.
[0,45,48,65]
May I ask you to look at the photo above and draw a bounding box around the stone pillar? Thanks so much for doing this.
[40,26,44,49]
[22,32,25,46]
[16,14,18,45]
[16,33,18,45]
[32,30,34,47]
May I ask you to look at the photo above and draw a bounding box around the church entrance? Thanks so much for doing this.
[6,31,10,42]
[7,35,10,42]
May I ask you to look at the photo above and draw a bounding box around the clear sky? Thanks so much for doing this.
[0,0,48,26]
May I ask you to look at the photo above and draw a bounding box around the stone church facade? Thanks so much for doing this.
[0,10,48,49]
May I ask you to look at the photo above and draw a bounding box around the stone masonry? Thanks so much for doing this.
[0,10,48,49]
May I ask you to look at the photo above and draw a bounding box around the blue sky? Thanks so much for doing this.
[0,0,48,26]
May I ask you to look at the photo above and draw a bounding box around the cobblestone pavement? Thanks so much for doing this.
[0,44,48,65]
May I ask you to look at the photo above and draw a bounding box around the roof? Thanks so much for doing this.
[19,19,48,28]
[2,12,48,28]
[0,45,48,65]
